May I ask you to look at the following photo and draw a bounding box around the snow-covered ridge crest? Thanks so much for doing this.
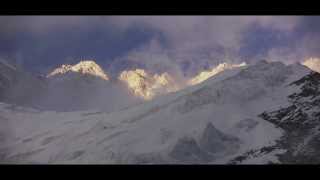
[118,69,180,100]
[302,57,320,73]
[188,62,247,85]
[47,60,109,80]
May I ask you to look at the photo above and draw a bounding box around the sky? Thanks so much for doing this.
[0,16,320,76]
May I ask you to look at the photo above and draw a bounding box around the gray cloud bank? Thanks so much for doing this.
[0,16,319,76]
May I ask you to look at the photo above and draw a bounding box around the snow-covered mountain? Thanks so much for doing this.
[44,60,140,112]
[302,58,320,73]
[1,60,319,164]
[188,62,247,85]
[47,60,182,103]
[47,60,109,81]
[119,69,180,100]
[0,59,47,108]
[117,62,247,100]
[0,59,140,112]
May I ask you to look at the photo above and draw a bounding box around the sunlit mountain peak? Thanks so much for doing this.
[118,69,179,100]
[188,62,247,85]
[47,60,109,80]
[302,57,320,73]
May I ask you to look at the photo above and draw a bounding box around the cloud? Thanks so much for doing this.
[1,16,301,48]
[0,16,103,35]
[111,16,301,50]
[0,15,317,75]
[113,37,186,79]
[111,16,303,74]
[251,16,301,31]
[256,16,320,64]
[300,35,320,58]
[265,47,303,64]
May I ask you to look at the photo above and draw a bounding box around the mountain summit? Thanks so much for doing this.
[188,62,247,85]
[118,69,180,100]
[302,58,320,73]
[47,60,109,81]
[42,60,141,112]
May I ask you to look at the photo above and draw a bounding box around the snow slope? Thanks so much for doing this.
[188,62,247,85]
[0,60,315,164]
[302,58,320,73]
[0,60,47,108]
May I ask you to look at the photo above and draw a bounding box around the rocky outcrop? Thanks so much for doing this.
[258,72,320,164]
[169,123,241,163]
[199,123,241,155]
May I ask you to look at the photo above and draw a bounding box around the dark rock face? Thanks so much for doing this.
[178,61,292,114]
[260,72,320,131]
[228,72,320,164]
[169,136,211,163]
[199,123,241,154]
[169,123,241,163]
[258,72,320,164]
[288,72,320,100]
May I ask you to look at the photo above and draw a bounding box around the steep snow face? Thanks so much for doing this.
[0,59,140,113]
[0,60,314,164]
[43,60,141,112]
[188,62,247,86]
[119,69,180,100]
[0,60,47,108]
[43,78,140,112]
[256,72,320,164]
[47,60,109,81]
[302,58,320,73]
[0,60,17,89]
[181,60,305,109]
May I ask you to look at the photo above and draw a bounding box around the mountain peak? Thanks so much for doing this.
[118,69,179,100]
[302,57,320,73]
[188,62,247,85]
[72,60,100,70]
[47,60,109,80]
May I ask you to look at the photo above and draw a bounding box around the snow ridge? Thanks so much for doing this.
[302,57,320,73]
[47,60,109,81]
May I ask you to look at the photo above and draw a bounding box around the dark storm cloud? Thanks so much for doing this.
[239,22,295,60]
[108,16,303,75]
[0,16,319,75]
[249,16,320,64]
[0,16,161,73]
[294,16,320,58]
